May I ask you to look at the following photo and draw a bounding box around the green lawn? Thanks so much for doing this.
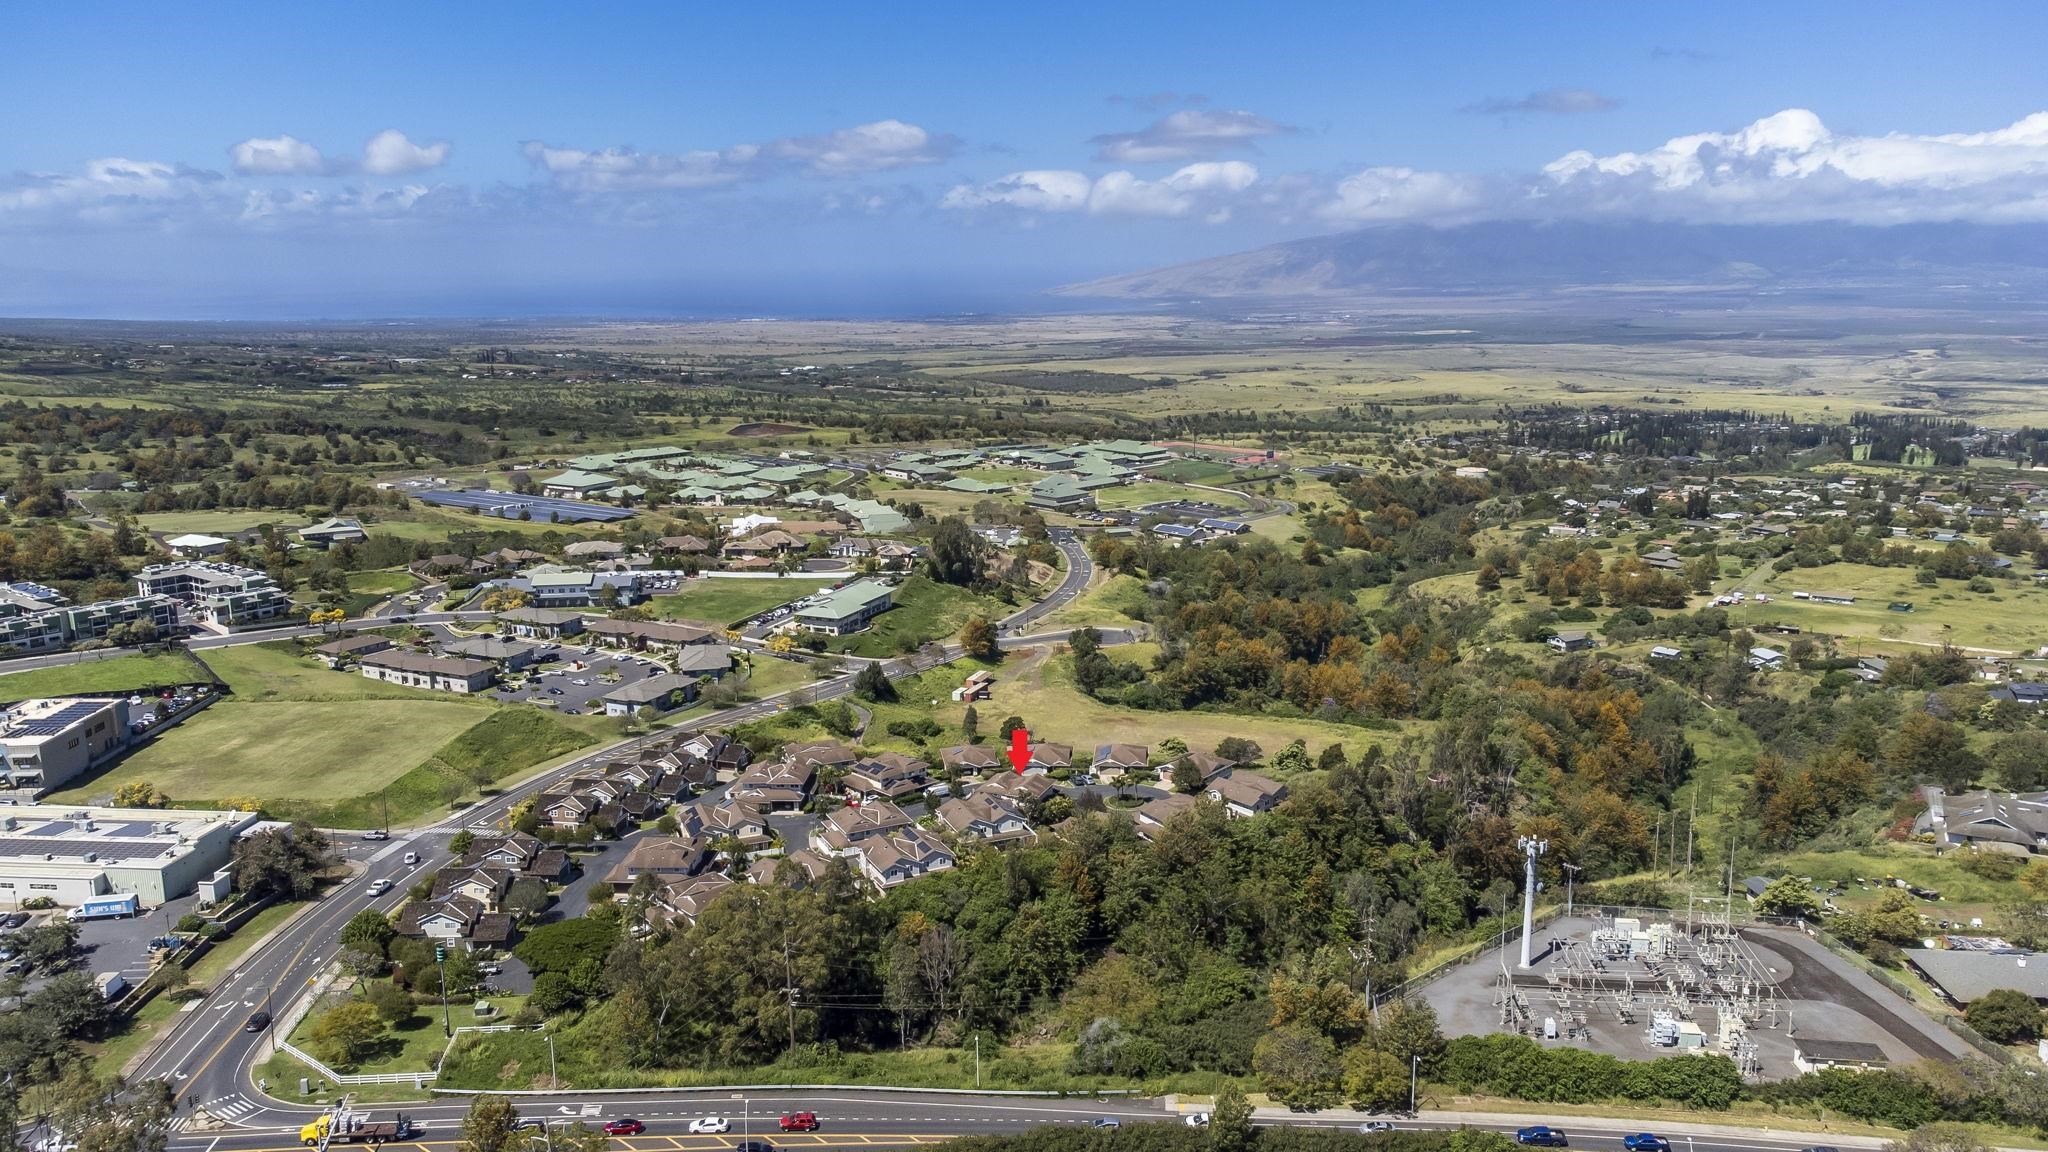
[279,992,524,1076]
[57,699,488,803]
[1094,480,1252,512]
[1036,572,1150,633]
[346,569,419,596]
[826,575,1009,658]
[0,649,212,701]
[137,510,299,535]
[844,645,1415,768]
[46,640,596,823]
[649,577,830,628]
[197,642,445,701]
[1728,561,2048,653]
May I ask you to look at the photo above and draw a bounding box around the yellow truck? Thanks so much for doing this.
[299,1111,419,1147]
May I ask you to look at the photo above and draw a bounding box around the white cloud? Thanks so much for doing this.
[1091,109,1291,163]
[944,162,1257,219]
[770,119,956,176]
[230,135,327,175]
[940,170,1093,212]
[525,119,954,192]
[1320,166,1487,223]
[1089,161,1259,216]
[363,129,450,175]
[1536,108,2048,223]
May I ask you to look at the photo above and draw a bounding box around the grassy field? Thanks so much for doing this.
[0,649,213,700]
[1727,562,2048,653]
[1093,480,1251,512]
[1036,572,1150,633]
[196,642,446,701]
[1763,842,2032,927]
[275,992,524,1077]
[829,644,1414,767]
[60,699,487,803]
[345,569,418,596]
[827,575,1008,658]
[46,640,596,823]
[136,510,299,535]
[650,576,833,627]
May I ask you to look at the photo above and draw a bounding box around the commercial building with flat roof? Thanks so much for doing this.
[135,562,291,627]
[0,805,259,908]
[0,698,132,794]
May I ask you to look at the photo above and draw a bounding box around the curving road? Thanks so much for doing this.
[127,556,1130,1125]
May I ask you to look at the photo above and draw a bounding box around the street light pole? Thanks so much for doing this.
[1409,1054,1419,1114]
[546,1033,557,1083]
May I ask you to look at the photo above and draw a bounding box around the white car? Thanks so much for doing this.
[688,1118,730,1135]
[1183,1114,1210,1128]
[367,879,394,896]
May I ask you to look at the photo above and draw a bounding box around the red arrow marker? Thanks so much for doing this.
[1007,728,1031,775]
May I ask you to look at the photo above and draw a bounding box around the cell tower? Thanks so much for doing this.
[1518,835,1548,968]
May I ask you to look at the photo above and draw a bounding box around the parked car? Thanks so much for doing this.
[779,1114,819,1132]
[733,1142,775,1152]
[688,1118,731,1135]
[1182,1114,1210,1128]
[0,913,27,930]
[602,1120,645,1136]
[363,830,390,841]
[243,1011,271,1033]
[1516,1128,1568,1147]
[1624,1136,1669,1152]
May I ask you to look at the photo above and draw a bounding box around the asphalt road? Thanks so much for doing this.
[162,1090,1884,1152]
[134,593,1128,1124]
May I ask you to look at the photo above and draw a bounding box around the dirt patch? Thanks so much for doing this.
[728,422,811,437]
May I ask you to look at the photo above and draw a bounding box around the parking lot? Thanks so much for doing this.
[488,649,666,715]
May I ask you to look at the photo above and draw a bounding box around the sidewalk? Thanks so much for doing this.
[1243,1105,1892,1149]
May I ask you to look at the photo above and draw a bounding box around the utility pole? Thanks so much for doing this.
[437,945,452,1038]
[1684,788,1698,879]
[1562,862,1581,918]
[1408,1054,1420,1114]
[1517,836,1547,968]
[1351,905,1379,1023]
[974,1034,981,1089]
[781,926,799,1056]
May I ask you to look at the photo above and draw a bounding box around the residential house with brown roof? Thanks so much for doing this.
[784,741,859,771]
[814,800,913,855]
[857,830,956,890]
[1022,741,1073,774]
[1206,770,1289,818]
[940,744,1004,775]
[976,773,1058,805]
[731,760,817,810]
[1132,793,1199,841]
[1092,743,1151,778]
[432,864,513,910]
[652,873,735,925]
[359,650,496,693]
[1158,750,1235,787]
[843,752,929,803]
[683,799,774,852]
[935,794,1036,848]
[604,836,712,895]
[749,848,836,888]
[656,535,711,554]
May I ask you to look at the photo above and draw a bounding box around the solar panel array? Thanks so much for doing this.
[6,701,105,736]
[0,835,172,863]
[7,582,62,602]
[415,489,635,524]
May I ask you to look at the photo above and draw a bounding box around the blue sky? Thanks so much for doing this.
[5,1,2047,318]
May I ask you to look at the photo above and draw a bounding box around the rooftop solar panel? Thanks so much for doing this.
[7,701,104,736]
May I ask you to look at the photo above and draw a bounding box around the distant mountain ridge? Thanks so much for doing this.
[1059,220,2048,303]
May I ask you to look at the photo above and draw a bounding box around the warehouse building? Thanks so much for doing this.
[0,698,133,794]
[0,805,260,908]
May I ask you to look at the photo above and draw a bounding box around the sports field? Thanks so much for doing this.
[650,577,830,627]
